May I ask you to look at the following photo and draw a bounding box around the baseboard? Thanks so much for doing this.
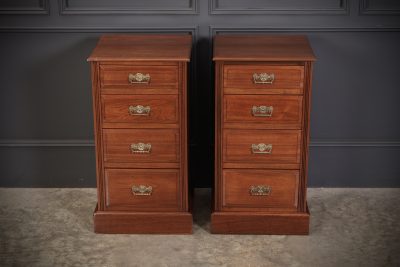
[93,205,193,234]
[211,204,310,235]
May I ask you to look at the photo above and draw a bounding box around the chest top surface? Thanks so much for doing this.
[88,34,192,62]
[213,35,316,62]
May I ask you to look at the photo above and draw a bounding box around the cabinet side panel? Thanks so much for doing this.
[181,62,188,211]
[299,61,313,212]
[91,62,105,210]
[214,61,223,211]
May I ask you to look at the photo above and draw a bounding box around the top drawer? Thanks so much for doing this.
[100,63,179,94]
[223,64,304,95]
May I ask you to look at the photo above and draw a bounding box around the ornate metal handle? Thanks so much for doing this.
[251,143,272,154]
[252,106,273,117]
[128,73,150,84]
[129,105,151,116]
[253,73,275,84]
[130,143,152,154]
[249,185,272,196]
[132,185,153,196]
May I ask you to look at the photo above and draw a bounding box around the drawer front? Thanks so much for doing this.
[223,129,301,164]
[224,95,303,129]
[103,129,179,163]
[100,64,179,91]
[102,95,179,124]
[105,169,180,211]
[222,169,299,211]
[223,65,304,95]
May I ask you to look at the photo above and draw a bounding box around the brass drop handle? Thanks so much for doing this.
[253,73,274,84]
[252,105,273,117]
[130,143,152,154]
[251,143,272,154]
[249,185,272,196]
[128,73,150,84]
[129,105,151,116]
[132,185,153,196]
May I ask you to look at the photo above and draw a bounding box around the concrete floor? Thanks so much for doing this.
[0,188,399,267]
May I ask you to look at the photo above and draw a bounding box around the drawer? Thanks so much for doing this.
[222,169,299,211]
[224,95,303,129]
[223,64,304,95]
[223,129,301,164]
[104,169,180,211]
[103,129,179,163]
[102,95,179,124]
[100,63,179,93]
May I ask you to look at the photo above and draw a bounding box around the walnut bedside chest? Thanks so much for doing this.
[211,35,315,234]
[88,34,192,234]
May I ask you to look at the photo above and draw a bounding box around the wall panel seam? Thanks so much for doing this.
[0,0,49,15]
[209,26,400,35]
[209,0,349,15]
[359,0,400,15]
[59,0,198,15]
[0,26,198,33]
[0,26,201,144]
[1,26,400,33]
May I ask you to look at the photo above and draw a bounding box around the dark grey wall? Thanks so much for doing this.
[0,0,399,188]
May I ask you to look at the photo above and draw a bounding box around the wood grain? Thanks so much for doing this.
[104,168,180,211]
[180,62,189,211]
[222,169,299,211]
[299,62,314,212]
[212,35,314,235]
[100,64,179,90]
[94,206,192,234]
[223,64,304,95]
[224,95,303,129]
[91,62,106,210]
[214,61,223,211]
[90,34,192,234]
[223,129,302,164]
[102,94,179,124]
[88,34,192,62]
[222,162,300,169]
[213,35,316,62]
[103,128,179,163]
[211,206,310,235]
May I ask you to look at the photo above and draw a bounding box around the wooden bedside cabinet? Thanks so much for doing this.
[88,34,192,234]
[211,35,316,234]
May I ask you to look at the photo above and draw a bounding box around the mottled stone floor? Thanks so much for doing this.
[0,188,399,267]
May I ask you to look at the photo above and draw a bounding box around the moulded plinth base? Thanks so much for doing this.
[93,205,192,234]
[211,203,310,235]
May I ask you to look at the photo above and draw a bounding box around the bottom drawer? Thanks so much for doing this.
[104,169,180,211]
[222,169,299,212]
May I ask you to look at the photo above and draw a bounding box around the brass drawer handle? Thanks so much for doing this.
[132,185,153,196]
[252,105,273,117]
[130,143,152,154]
[128,73,150,84]
[253,73,274,84]
[129,105,151,116]
[249,185,272,196]
[251,143,272,154]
